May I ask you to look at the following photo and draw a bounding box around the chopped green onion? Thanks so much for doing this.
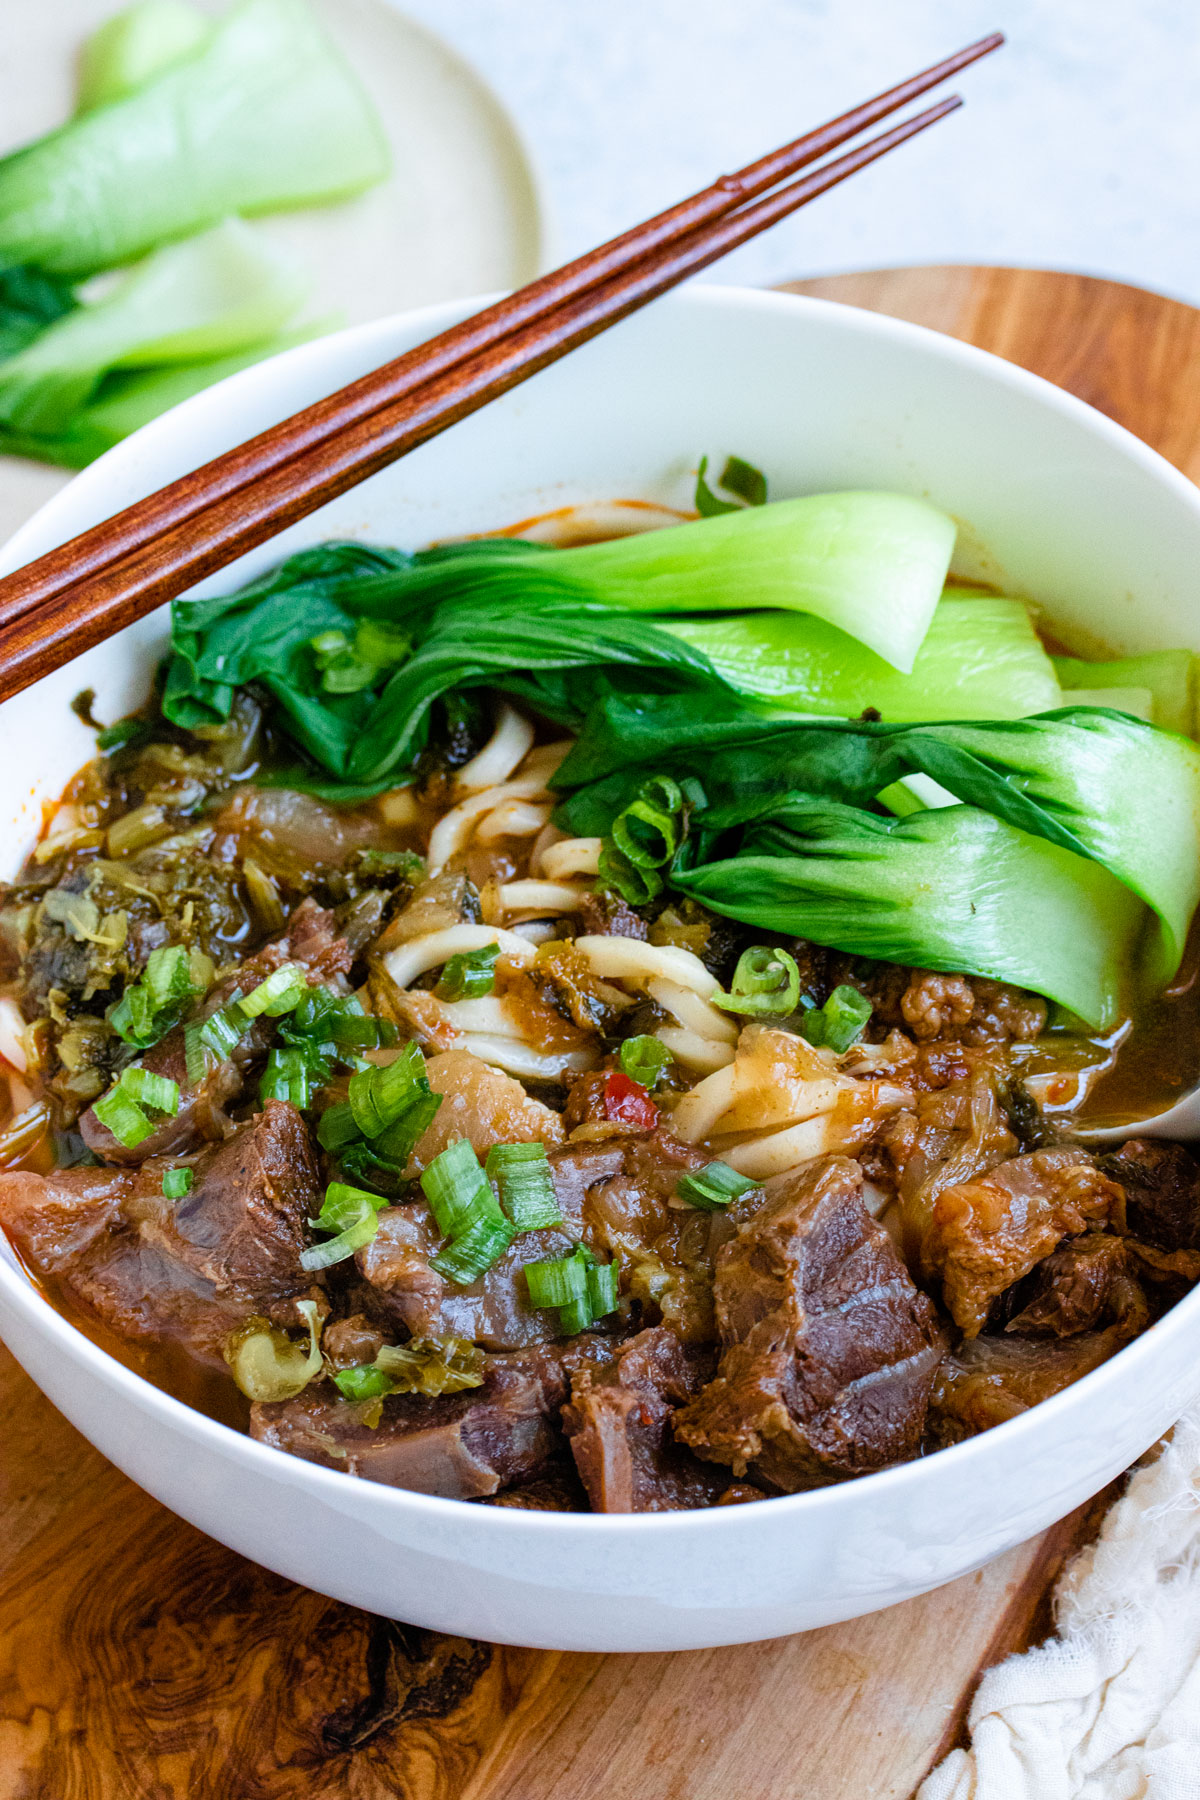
[676,1160,762,1211]
[694,455,741,518]
[597,841,662,905]
[109,941,211,1048]
[348,1041,427,1136]
[184,993,248,1080]
[238,962,308,1019]
[333,1364,394,1402]
[259,1045,313,1109]
[619,1035,671,1089]
[713,945,801,1017]
[429,1212,515,1285]
[92,1084,154,1147]
[486,1141,563,1230]
[525,1248,590,1309]
[371,1092,442,1165]
[800,984,873,1053]
[611,775,685,870]
[420,1138,502,1239]
[162,1166,193,1199]
[300,1180,388,1271]
[317,1100,359,1152]
[437,942,500,1001]
[525,1244,620,1333]
[117,1065,180,1113]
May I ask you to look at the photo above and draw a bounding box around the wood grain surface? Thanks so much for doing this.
[1,263,1194,1800]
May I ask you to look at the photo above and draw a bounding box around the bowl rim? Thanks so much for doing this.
[3,278,1200,1538]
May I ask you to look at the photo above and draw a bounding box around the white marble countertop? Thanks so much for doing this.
[400,0,1200,306]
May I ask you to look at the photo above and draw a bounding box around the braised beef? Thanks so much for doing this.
[1004,1233,1150,1339]
[1099,1138,1200,1253]
[79,898,351,1164]
[927,1329,1124,1447]
[0,1100,320,1365]
[563,1326,725,1512]
[674,1156,945,1489]
[250,1346,568,1499]
[923,1149,1124,1337]
[888,1064,1019,1274]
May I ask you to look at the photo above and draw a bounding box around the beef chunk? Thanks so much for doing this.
[674,1156,945,1490]
[354,1145,622,1351]
[563,1327,725,1512]
[927,1329,1124,1447]
[924,1149,1123,1338]
[80,899,351,1164]
[0,1101,320,1364]
[481,1458,588,1511]
[1004,1232,1149,1339]
[1099,1139,1200,1253]
[250,1347,568,1499]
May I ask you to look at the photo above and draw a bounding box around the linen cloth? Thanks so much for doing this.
[919,1407,1200,1800]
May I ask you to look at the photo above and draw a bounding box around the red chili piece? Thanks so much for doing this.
[603,1069,659,1129]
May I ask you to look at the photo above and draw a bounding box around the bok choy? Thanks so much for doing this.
[0,0,389,276]
[663,596,1062,721]
[673,795,1145,1029]
[0,219,309,437]
[76,0,212,114]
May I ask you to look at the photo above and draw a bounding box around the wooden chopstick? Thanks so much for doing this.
[0,32,1001,640]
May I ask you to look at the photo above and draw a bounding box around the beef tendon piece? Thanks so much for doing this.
[1098,1139,1200,1255]
[673,1156,945,1490]
[928,1329,1124,1448]
[79,898,351,1164]
[1005,1232,1150,1340]
[405,1048,565,1174]
[0,1100,321,1365]
[562,1326,725,1513]
[926,1149,1124,1338]
[250,1347,568,1499]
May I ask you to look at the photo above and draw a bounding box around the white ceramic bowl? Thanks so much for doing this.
[3,287,1200,1653]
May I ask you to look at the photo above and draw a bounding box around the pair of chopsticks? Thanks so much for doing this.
[0,32,1002,706]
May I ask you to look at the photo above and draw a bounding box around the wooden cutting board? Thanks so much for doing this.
[4,265,1200,1800]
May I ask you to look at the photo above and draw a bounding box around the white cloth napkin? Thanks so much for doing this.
[919,1407,1200,1800]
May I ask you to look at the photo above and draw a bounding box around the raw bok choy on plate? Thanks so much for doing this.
[154,461,1200,1034]
[0,0,388,467]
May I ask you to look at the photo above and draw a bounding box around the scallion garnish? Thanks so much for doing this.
[317,1100,360,1153]
[93,1063,181,1147]
[238,962,309,1020]
[419,1138,515,1285]
[162,1167,193,1199]
[420,1138,501,1240]
[259,1046,315,1109]
[675,1160,762,1212]
[599,774,690,906]
[96,717,152,754]
[300,1180,389,1271]
[184,993,249,1081]
[357,847,425,881]
[109,942,212,1049]
[333,1364,394,1403]
[437,942,500,1001]
[485,1141,563,1230]
[713,945,801,1017]
[799,983,873,1053]
[525,1244,620,1334]
[618,1034,671,1090]
[694,453,769,517]
[349,1043,427,1136]
[429,1212,515,1285]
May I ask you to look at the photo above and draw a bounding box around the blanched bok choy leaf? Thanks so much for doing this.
[674,794,1145,1029]
[1053,649,1194,736]
[554,694,1200,990]
[0,0,389,276]
[76,1,212,114]
[663,595,1062,721]
[0,219,309,437]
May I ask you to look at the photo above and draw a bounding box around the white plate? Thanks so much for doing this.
[0,0,546,543]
